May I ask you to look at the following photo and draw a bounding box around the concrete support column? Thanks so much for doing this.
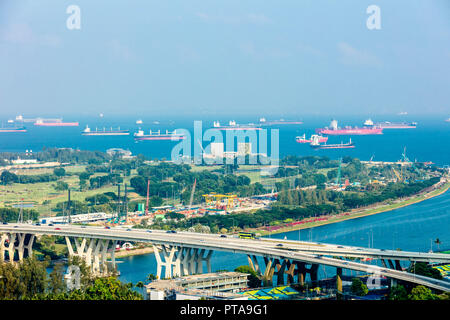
[262,257,275,287]
[0,233,8,262]
[309,264,319,287]
[336,267,343,293]
[285,260,296,284]
[7,233,16,262]
[153,244,177,279]
[296,262,307,286]
[26,235,35,258]
[274,259,287,286]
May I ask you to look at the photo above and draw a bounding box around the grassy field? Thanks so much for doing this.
[0,165,145,216]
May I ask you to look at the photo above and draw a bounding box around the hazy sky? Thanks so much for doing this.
[1,0,450,117]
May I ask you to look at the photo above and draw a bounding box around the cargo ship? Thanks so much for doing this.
[212,120,262,131]
[316,120,383,135]
[296,134,328,143]
[310,137,355,150]
[259,117,303,125]
[34,119,79,126]
[0,125,27,133]
[82,125,130,136]
[134,129,185,141]
[364,119,417,129]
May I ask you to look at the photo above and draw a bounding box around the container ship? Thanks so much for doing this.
[34,119,79,126]
[364,119,417,129]
[296,134,328,143]
[82,125,130,136]
[0,125,27,133]
[316,120,383,135]
[213,120,262,131]
[310,136,355,150]
[134,129,185,141]
[259,117,303,125]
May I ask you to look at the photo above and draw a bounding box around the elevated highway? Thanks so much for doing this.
[1,224,449,292]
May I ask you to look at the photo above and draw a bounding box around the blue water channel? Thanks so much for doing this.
[117,188,450,284]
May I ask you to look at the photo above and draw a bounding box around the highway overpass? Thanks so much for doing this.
[1,224,449,292]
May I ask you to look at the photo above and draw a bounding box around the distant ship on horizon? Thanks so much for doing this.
[364,119,417,129]
[310,135,355,149]
[213,120,262,131]
[34,118,79,127]
[134,129,185,140]
[82,125,130,136]
[296,134,328,143]
[0,125,27,133]
[259,117,303,125]
[316,120,383,135]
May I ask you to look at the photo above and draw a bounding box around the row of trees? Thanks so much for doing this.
[0,256,142,300]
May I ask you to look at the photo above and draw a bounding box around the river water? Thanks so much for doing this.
[117,188,450,284]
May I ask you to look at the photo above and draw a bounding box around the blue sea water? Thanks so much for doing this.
[0,114,449,166]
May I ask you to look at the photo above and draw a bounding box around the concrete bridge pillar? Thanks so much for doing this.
[65,237,115,276]
[336,267,343,293]
[153,245,213,279]
[0,233,35,263]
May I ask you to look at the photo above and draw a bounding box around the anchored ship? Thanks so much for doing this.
[259,117,303,126]
[445,118,450,123]
[82,125,130,136]
[310,135,355,149]
[136,119,143,124]
[296,134,328,143]
[213,120,262,131]
[364,119,417,129]
[134,129,185,140]
[0,125,27,133]
[34,118,79,126]
[316,120,382,135]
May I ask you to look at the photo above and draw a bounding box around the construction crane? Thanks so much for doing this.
[145,179,150,216]
[392,167,403,182]
[188,178,197,210]
[335,157,342,186]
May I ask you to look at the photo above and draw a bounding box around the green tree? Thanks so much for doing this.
[408,262,443,280]
[234,265,261,288]
[408,285,439,300]
[53,167,66,178]
[388,285,408,300]
[350,278,368,296]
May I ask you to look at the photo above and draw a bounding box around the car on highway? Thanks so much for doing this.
[220,235,227,238]
[55,228,61,230]
[81,226,86,228]
[337,246,344,248]
[105,226,111,229]
[276,243,283,247]
[34,223,41,226]
[146,230,152,233]
[14,225,19,228]
[126,228,132,231]
[2,222,8,225]
[48,223,54,226]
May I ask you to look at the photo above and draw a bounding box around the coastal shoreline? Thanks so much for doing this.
[253,180,450,237]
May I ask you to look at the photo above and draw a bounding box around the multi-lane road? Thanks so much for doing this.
[1,223,450,292]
